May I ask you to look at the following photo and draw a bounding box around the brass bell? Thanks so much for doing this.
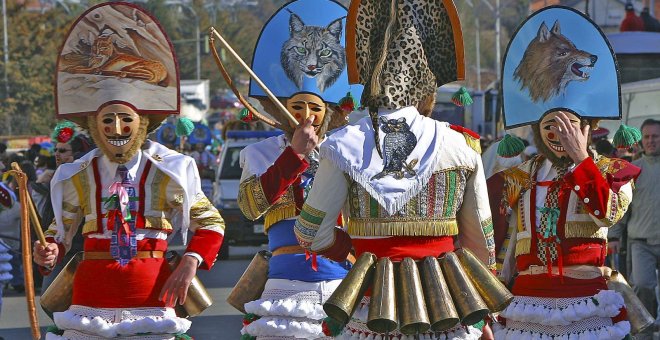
[419,256,460,332]
[607,271,654,334]
[40,251,83,318]
[324,252,377,326]
[367,257,398,333]
[439,252,489,325]
[226,250,271,314]
[397,257,430,335]
[167,251,214,317]
[455,247,513,312]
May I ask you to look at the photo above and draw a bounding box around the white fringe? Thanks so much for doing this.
[244,298,326,320]
[321,146,444,216]
[241,317,325,340]
[493,320,630,340]
[499,290,624,326]
[52,309,191,338]
[337,325,482,340]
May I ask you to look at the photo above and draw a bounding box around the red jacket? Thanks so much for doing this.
[620,11,645,32]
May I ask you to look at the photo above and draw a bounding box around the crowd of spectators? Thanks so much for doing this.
[621,0,660,32]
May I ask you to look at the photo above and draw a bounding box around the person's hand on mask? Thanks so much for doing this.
[291,116,318,158]
[551,111,590,163]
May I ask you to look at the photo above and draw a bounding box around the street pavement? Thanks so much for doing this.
[0,245,265,340]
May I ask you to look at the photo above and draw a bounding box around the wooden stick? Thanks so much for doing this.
[12,165,41,339]
[209,27,299,127]
[208,33,279,128]
[10,162,47,246]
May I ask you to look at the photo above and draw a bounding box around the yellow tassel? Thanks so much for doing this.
[264,204,297,231]
[463,132,482,154]
[563,222,606,239]
[347,219,458,237]
[515,238,531,257]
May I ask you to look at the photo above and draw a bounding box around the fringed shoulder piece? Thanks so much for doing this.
[450,124,481,154]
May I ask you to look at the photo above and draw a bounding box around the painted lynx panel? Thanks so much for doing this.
[280,12,345,93]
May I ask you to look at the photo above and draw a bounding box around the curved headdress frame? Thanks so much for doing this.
[345,0,465,109]
[248,0,362,129]
[501,5,621,129]
[55,2,180,133]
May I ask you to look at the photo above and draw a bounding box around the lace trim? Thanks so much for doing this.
[500,290,624,326]
[52,305,190,338]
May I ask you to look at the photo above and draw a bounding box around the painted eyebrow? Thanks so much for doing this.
[543,118,579,124]
[102,112,132,117]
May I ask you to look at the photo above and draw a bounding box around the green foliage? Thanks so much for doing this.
[0,2,78,136]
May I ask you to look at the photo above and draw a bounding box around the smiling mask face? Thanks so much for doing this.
[89,104,148,164]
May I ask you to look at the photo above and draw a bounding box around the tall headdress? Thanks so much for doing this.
[55,2,179,133]
[248,0,362,122]
[501,6,621,129]
[346,0,465,110]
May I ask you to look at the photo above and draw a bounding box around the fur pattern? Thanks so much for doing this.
[514,21,597,103]
[280,13,345,92]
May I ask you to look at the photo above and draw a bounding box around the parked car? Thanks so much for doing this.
[213,130,283,259]
[211,93,241,109]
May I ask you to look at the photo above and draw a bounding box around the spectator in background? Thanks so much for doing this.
[37,124,94,296]
[595,139,617,157]
[641,0,660,32]
[0,143,7,168]
[26,144,41,163]
[621,1,645,32]
[608,119,660,339]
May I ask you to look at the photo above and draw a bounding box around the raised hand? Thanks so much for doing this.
[290,116,319,158]
[551,111,590,163]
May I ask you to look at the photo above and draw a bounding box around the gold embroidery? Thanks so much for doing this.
[150,170,170,211]
[79,161,89,170]
[71,171,91,216]
[171,194,184,207]
[152,154,163,162]
[237,175,271,220]
[190,197,225,230]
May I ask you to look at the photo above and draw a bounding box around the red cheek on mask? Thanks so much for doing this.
[548,132,555,140]
[123,126,131,133]
[104,127,110,133]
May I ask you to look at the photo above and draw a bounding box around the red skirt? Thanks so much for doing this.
[72,238,171,308]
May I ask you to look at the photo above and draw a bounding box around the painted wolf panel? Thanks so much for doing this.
[514,20,597,103]
[280,13,345,92]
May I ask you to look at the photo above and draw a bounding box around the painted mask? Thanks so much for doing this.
[539,110,582,158]
[90,104,148,164]
[285,92,327,132]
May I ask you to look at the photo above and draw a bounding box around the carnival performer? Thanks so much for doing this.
[489,6,641,339]
[294,1,495,338]
[235,1,362,338]
[32,3,225,339]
